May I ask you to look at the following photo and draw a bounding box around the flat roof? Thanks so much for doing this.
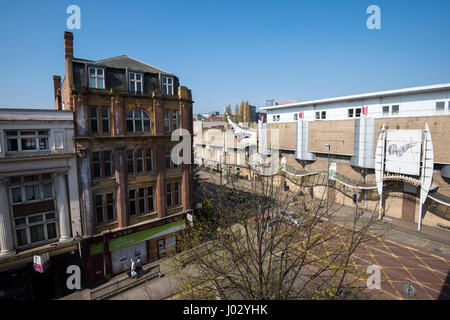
[0,108,74,121]
[262,82,450,110]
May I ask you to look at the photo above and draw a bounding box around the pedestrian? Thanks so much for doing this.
[136,256,142,276]
[130,258,137,278]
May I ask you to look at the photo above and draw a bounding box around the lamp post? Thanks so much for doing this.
[325,144,330,214]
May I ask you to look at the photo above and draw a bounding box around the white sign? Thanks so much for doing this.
[385,130,422,176]
[33,253,50,273]
[187,213,193,227]
[226,117,257,147]
[329,162,337,180]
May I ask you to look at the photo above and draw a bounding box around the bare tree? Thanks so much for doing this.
[171,162,388,300]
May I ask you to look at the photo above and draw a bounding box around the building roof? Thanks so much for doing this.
[0,108,73,121]
[75,55,171,75]
[262,82,450,110]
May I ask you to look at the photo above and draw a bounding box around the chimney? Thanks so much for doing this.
[53,75,62,110]
[64,31,73,59]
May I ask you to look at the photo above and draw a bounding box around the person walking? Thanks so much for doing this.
[130,258,137,278]
[135,256,142,277]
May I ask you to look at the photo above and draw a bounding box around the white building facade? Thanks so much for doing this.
[0,109,82,300]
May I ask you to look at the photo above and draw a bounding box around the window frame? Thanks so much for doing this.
[88,67,105,89]
[126,109,151,133]
[174,182,181,207]
[138,187,146,215]
[146,148,153,172]
[6,130,49,153]
[101,106,110,133]
[164,110,171,134]
[136,149,144,173]
[391,105,399,116]
[95,194,104,225]
[165,147,173,170]
[162,76,174,95]
[166,182,181,209]
[129,72,143,94]
[103,150,113,178]
[147,186,155,213]
[89,106,99,134]
[106,193,116,222]
[166,183,173,208]
[172,110,178,131]
[129,189,137,216]
[9,174,54,205]
[92,151,102,179]
[14,211,59,248]
[436,101,445,114]
[127,150,135,174]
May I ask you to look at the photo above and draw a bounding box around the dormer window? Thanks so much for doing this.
[6,130,49,152]
[162,77,173,95]
[129,72,143,93]
[89,67,104,89]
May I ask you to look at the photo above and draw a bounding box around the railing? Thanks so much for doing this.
[89,263,161,300]
[195,158,450,221]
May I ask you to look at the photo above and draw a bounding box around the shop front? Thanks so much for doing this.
[84,214,187,284]
[0,249,83,300]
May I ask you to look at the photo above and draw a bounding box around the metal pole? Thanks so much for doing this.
[326,144,330,214]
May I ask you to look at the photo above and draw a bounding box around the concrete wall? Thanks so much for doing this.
[308,120,355,155]
[374,116,450,164]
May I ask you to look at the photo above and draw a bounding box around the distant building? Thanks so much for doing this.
[249,105,257,123]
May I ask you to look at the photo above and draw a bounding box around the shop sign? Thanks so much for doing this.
[109,219,186,252]
[33,253,50,273]
[385,130,422,176]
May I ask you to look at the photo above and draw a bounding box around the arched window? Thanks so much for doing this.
[126,109,151,133]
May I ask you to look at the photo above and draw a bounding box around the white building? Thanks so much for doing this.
[264,83,450,123]
[0,108,82,299]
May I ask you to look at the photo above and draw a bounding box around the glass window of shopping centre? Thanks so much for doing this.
[436,101,445,113]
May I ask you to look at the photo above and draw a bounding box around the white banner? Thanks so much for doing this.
[226,117,257,148]
[385,130,422,176]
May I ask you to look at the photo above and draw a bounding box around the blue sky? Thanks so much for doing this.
[0,0,449,113]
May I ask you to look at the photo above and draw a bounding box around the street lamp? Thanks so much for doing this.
[325,144,330,214]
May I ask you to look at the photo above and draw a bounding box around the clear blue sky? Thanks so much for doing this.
[0,0,449,113]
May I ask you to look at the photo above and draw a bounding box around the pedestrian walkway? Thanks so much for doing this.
[60,259,164,300]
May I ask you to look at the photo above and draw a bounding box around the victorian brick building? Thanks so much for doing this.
[54,32,193,283]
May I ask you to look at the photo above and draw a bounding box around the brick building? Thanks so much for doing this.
[55,32,193,283]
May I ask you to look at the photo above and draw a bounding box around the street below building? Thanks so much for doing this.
[100,169,450,300]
